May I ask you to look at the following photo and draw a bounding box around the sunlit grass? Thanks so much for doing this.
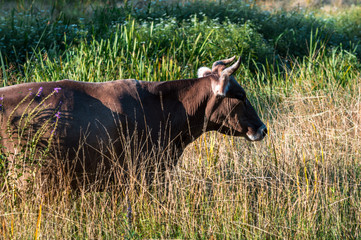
[1,44,360,238]
[0,1,361,239]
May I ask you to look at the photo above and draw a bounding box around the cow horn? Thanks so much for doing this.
[221,56,241,77]
[212,56,236,72]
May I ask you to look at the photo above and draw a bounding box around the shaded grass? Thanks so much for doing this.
[2,0,361,70]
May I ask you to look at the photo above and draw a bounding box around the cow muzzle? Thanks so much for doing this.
[246,124,267,141]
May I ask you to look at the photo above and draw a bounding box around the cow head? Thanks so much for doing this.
[198,56,267,141]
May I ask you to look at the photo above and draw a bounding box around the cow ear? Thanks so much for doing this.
[212,56,241,96]
[197,67,212,78]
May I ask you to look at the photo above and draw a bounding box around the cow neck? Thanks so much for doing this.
[151,77,213,145]
[152,77,212,117]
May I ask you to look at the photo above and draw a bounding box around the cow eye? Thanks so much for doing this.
[235,92,246,102]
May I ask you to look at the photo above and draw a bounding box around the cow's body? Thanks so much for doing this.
[0,57,267,186]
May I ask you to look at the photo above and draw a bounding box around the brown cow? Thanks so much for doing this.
[0,56,266,187]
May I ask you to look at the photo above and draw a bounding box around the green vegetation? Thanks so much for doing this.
[0,0,361,239]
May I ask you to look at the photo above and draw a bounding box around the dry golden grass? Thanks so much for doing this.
[256,0,360,10]
[1,73,360,239]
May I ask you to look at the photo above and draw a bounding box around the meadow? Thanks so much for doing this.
[0,0,361,238]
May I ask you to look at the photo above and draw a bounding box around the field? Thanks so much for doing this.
[1,0,361,239]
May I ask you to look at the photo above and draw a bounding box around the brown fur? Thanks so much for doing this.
[0,59,266,187]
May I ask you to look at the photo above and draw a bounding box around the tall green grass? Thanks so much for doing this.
[2,0,361,70]
[0,1,361,239]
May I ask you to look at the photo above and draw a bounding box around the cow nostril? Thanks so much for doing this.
[262,127,268,137]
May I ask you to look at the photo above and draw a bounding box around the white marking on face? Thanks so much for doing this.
[213,81,230,96]
[213,84,223,96]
